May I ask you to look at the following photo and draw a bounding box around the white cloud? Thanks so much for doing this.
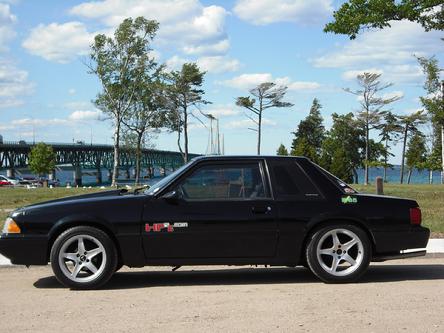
[23,1,230,63]
[226,118,277,129]
[64,101,94,110]
[0,98,23,109]
[0,61,34,108]
[220,73,321,91]
[68,110,104,121]
[221,73,273,90]
[197,56,241,73]
[68,88,76,95]
[2,111,104,134]
[165,55,189,71]
[313,21,443,84]
[0,3,16,52]
[342,68,384,81]
[11,118,68,127]
[69,0,201,26]
[183,39,230,56]
[22,22,95,63]
[203,105,240,117]
[233,0,333,25]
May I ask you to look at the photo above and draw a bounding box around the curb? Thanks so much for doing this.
[1,239,444,267]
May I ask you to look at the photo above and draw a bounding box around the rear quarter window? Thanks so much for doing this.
[269,160,323,200]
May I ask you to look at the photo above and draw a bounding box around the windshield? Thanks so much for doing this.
[144,162,191,195]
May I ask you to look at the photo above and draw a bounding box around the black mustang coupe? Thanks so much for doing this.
[0,156,429,289]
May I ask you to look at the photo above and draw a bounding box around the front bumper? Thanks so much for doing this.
[0,234,48,265]
[372,226,430,255]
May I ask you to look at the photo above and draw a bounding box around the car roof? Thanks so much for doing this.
[191,155,310,162]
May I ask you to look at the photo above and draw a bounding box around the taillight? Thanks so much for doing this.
[410,207,422,225]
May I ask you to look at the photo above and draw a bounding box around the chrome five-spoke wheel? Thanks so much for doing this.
[306,224,371,283]
[51,226,117,289]
[58,235,107,283]
[316,229,363,277]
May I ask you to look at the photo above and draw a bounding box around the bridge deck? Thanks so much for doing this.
[0,141,197,170]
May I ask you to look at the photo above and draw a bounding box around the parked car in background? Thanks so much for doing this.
[0,180,12,186]
[0,175,19,186]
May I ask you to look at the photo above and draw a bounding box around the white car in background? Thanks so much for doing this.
[0,175,19,186]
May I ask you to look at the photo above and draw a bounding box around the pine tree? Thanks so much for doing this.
[406,132,427,184]
[320,113,363,183]
[291,98,325,162]
[276,144,289,156]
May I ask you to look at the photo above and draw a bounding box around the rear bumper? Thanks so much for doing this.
[372,226,430,255]
[0,234,48,265]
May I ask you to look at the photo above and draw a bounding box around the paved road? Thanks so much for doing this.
[0,258,443,332]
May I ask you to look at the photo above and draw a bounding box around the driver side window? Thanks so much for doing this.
[175,163,266,200]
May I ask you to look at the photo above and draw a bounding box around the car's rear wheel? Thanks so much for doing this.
[305,224,371,283]
[50,226,117,289]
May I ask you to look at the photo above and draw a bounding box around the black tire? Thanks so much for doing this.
[50,226,118,289]
[305,224,371,283]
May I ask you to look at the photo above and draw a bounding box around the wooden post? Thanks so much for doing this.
[376,176,384,195]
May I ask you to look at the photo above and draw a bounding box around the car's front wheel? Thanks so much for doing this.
[50,226,117,289]
[305,224,371,283]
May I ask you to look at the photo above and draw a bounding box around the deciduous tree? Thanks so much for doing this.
[418,56,444,183]
[325,0,444,39]
[320,113,363,183]
[165,63,209,163]
[122,75,166,185]
[236,82,293,155]
[378,111,403,182]
[344,72,401,185]
[398,111,428,183]
[406,132,427,184]
[87,17,159,186]
[29,143,56,178]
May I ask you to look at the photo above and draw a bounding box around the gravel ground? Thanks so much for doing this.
[0,258,443,332]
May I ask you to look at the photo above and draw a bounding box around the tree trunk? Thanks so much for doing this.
[352,168,358,184]
[383,138,388,183]
[407,169,412,184]
[400,126,408,184]
[429,169,433,184]
[135,133,142,186]
[184,106,189,163]
[364,126,369,185]
[441,125,444,184]
[112,117,120,187]
[257,109,262,155]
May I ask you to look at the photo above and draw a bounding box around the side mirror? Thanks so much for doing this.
[160,190,182,203]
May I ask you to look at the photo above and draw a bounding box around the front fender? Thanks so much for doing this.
[48,214,116,241]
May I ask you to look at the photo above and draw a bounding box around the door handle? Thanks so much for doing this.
[252,206,272,214]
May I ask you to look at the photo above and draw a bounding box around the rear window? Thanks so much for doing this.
[313,164,357,194]
[269,161,322,200]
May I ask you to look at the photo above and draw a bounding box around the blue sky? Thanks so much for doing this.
[1,0,443,163]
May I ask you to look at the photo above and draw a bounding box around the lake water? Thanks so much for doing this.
[356,165,443,184]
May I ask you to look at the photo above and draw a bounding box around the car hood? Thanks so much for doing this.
[23,189,131,209]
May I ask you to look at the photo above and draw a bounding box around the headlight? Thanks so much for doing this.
[2,217,21,234]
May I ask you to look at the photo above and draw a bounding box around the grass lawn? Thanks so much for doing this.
[354,183,444,237]
[0,184,443,237]
[0,187,104,230]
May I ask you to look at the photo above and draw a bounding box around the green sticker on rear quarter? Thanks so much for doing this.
[341,196,357,204]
